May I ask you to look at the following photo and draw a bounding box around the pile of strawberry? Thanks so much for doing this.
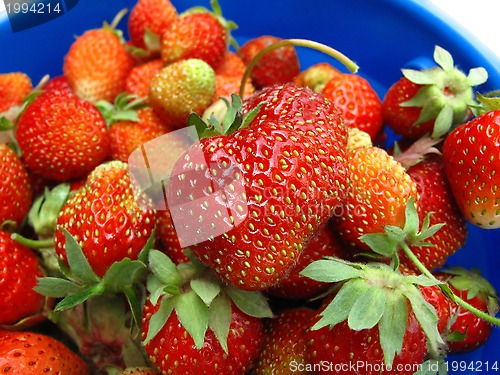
[0,0,499,374]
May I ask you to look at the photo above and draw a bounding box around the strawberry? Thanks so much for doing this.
[140,250,271,375]
[292,62,341,92]
[63,11,135,103]
[437,267,499,353]
[42,75,72,92]
[55,160,156,277]
[237,35,300,89]
[0,229,47,328]
[128,0,178,55]
[213,74,255,102]
[397,154,467,271]
[15,89,110,181]
[124,58,164,99]
[442,109,500,228]
[148,58,216,128]
[156,207,190,264]
[301,259,444,374]
[0,72,32,114]
[0,144,32,227]
[332,145,419,252]
[321,73,384,140]
[267,221,351,300]
[160,10,229,70]
[214,51,247,78]
[168,84,348,291]
[0,330,89,374]
[382,45,487,140]
[252,307,316,374]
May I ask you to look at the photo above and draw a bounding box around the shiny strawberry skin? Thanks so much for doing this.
[156,207,190,264]
[442,110,500,229]
[141,300,263,375]
[0,144,32,227]
[63,27,135,103]
[161,12,227,70]
[169,84,348,291]
[15,89,110,181]
[0,230,45,326]
[55,161,156,277]
[0,330,89,374]
[237,35,300,89]
[400,156,467,271]
[321,73,384,140]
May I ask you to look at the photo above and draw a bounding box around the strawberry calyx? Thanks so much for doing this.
[300,257,444,366]
[143,248,273,352]
[399,45,487,138]
[34,227,155,328]
[392,135,443,169]
[96,92,148,126]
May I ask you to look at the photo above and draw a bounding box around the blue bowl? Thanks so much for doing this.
[1,1,499,373]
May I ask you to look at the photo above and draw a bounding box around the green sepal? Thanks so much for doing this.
[403,196,419,236]
[467,67,488,87]
[433,45,454,71]
[101,258,147,292]
[359,232,398,257]
[148,249,183,286]
[347,284,386,330]
[54,283,104,311]
[299,257,363,282]
[447,328,467,343]
[61,227,100,285]
[476,91,500,113]
[0,116,14,131]
[142,295,176,345]
[378,294,408,367]
[224,286,274,318]
[143,27,161,52]
[175,289,209,349]
[34,276,84,298]
[96,92,147,127]
[415,359,449,375]
[208,293,232,354]
[432,105,454,138]
[190,273,222,306]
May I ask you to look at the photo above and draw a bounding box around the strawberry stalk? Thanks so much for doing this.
[11,233,54,249]
[238,38,359,98]
[399,241,500,327]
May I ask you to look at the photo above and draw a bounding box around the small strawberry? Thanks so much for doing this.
[292,62,341,92]
[267,221,351,300]
[42,75,72,92]
[124,58,164,99]
[442,109,500,228]
[0,229,47,328]
[0,72,32,114]
[237,35,300,89]
[128,0,178,55]
[301,259,443,374]
[321,73,384,140]
[15,89,110,181]
[382,45,487,140]
[63,11,135,103]
[55,160,156,277]
[0,330,89,374]
[160,7,231,70]
[252,307,316,374]
[0,144,32,227]
[332,145,419,252]
[437,267,499,353]
[168,85,348,291]
[213,74,255,102]
[214,51,247,78]
[141,250,271,375]
[148,58,216,128]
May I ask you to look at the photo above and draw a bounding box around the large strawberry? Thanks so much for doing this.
[0,229,48,328]
[382,45,487,140]
[167,84,348,291]
[63,11,135,103]
[0,144,32,227]
[442,109,500,229]
[15,89,110,181]
[0,330,89,374]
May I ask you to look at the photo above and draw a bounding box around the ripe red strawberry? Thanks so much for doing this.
[149,58,216,128]
[42,75,72,92]
[437,267,499,353]
[63,12,135,103]
[160,11,228,70]
[168,84,348,291]
[252,307,316,374]
[128,0,178,54]
[213,74,255,102]
[321,73,384,140]
[293,62,341,92]
[156,207,190,264]
[237,35,300,89]
[332,145,419,252]
[442,109,500,229]
[0,330,89,374]
[0,144,32,227]
[301,260,443,374]
[0,72,32,113]
[397,155,467,271]
[382,45,487,140]
[55,161,156,276]
[420,283,453,334]
[267,222,351,300]
[124,58,163,99]
[214,51,247,78]
[0,229,47,327]
[15,89,110,181]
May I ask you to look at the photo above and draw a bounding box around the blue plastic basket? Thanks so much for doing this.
[1,1,499,373]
